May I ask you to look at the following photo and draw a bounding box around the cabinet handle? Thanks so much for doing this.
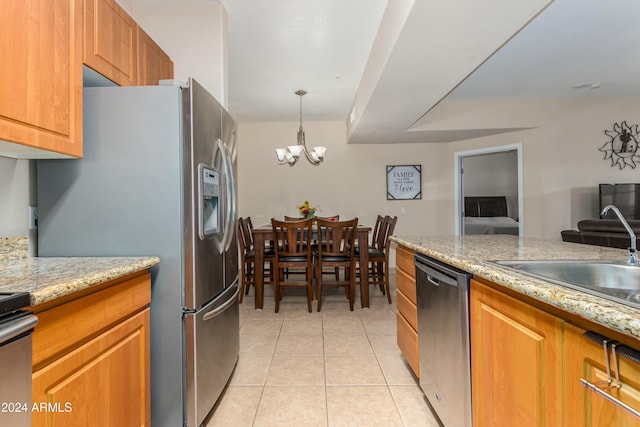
[580,378,640,418]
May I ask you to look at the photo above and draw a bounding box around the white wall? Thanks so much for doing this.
[128,0,228,106]
[0,157,29,237]
[237,121,448,239]
[238,96,640,243]
[442,96,640,240]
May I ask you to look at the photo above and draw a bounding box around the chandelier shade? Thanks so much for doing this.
[275,90,326,166]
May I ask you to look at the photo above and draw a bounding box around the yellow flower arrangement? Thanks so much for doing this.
[297,200,316,219]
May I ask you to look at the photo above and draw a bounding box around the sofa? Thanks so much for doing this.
[561,219,640,249]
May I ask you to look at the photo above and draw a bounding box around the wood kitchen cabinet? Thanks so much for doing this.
[83,0,138,86]
[470,279,564,427]
[395,245,419,377]
[0,0,83,158]
[84,0,173,86]
[565,323,640,426]
[137,26,174,85]
[30,272,151,426]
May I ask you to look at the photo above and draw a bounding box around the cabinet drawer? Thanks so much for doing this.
[31,273,151,369]
[397,289,417,331]
[396,268,416,305]
[397,313,419,377]
[396,246,415,279]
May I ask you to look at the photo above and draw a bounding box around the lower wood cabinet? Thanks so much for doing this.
[565,323,640,426]
[470,279,564,427]
[471,277,640,426]
[395,245,419,376]
[30,272,151,426]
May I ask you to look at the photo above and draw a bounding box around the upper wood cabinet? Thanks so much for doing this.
[83,0,138,86]
[84,0,173,86]
[137,26,174,85]
[0,0,83,158]
[470,279,564,427]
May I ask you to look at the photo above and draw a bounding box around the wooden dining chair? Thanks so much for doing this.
[354,214,384,277]
[315,218,358,311]
[238,217,273,303]
[271,218,314,313]
[367,216,397,304]
[370,214,385,248]
[284,215,302,221]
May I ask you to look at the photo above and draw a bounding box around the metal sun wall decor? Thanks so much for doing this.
[600,121,640,169]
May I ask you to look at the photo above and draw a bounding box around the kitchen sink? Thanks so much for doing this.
[492,259,640,309]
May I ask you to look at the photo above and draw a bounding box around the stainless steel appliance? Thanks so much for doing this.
[0,292,38,427]
[37,79,239,427]
[415,253,472,427]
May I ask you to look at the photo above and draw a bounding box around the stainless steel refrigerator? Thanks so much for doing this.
[37,79,240,427]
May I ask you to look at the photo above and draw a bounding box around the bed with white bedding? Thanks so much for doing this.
[464,196,519,235]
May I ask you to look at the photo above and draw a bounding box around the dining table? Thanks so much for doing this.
[250,224,373,309]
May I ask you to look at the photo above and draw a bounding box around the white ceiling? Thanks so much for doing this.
[224,0,640,143]
[224,0,387,122]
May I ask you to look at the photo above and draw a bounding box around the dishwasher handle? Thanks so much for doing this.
[0,313,38,345]
[416,259,460,288]
[427,274,441,286]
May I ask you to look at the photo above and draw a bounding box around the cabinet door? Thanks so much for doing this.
[137,26,174,86]
[470,280,563,427]
[0,0,82,158]
[565,323,640,426]
[32,309,150,426]
[83,0,138,86]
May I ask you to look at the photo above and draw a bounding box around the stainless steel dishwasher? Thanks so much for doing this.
[415,253,472,427]
[0,292,38,427]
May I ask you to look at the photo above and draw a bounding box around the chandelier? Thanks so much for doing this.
[275,89,326,166]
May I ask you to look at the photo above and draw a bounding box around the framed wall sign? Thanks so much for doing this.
[386,165,421,200]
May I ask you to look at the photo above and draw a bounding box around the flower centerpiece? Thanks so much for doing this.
[298,200,316,219]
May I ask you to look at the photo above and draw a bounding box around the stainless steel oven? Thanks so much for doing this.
[415,254,472,427]
[0,293,38,427]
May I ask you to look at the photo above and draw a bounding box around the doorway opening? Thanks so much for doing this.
[454,144,523,236]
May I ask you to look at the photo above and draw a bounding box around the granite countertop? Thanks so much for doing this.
[0,236,159,306]
[391,234,640,341]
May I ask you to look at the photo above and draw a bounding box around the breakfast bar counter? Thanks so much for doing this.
[391,234,640,341]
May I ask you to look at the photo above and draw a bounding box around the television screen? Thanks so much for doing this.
[599,184,640,220]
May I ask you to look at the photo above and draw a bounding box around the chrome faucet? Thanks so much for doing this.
[601,204,638,265]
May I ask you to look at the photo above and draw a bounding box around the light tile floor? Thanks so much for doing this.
[206,270,440,427]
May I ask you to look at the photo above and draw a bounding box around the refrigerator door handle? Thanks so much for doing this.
[203,283,240,321]
[217,138,237,252]
[225,141,238,252]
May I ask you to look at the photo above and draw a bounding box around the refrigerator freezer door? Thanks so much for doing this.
[184,281,240,426]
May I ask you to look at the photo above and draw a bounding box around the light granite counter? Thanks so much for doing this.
[0,237,159,305]
[391,234,640,342]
